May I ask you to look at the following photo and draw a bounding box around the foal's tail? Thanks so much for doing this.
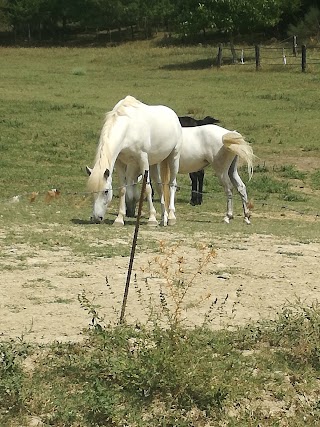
[222,132,254,180]
[160,158,170,212]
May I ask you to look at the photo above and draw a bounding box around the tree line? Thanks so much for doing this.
[0,0,319,44]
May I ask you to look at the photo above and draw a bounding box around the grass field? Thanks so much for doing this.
[1,39,320,426]
[1,42,320,236]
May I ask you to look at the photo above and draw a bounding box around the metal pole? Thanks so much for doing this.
[119,170,148,324]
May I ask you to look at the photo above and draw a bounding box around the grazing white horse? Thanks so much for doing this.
[86,96,182,226]
[126,124,255,224]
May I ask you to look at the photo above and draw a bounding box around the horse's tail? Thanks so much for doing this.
[222,132,254,180]
[160,158,170,212]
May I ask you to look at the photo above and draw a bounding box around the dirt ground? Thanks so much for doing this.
[1,229,320,343]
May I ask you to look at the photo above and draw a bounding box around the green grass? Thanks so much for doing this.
[1,39,320,426]
[2,301,320,426]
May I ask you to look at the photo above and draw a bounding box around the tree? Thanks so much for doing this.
[1,0,44,41]
[288,6,320,42]
[173,0,292,39]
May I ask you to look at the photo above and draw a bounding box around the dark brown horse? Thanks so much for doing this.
[178,115,219,205]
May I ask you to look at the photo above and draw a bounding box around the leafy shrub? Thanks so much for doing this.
[0,341,29,415]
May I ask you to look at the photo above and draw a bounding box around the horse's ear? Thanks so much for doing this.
[85,166,92,176]
[104,169,110,180]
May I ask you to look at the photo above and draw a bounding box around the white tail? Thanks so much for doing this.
[222,132,254,180]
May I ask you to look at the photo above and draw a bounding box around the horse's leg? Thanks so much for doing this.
[189,172,198,206]
[125,165,141,218]
[228,156,251,224]
[197,169,204,205]
[167,154,180,226]
[113,161,126,226]
[217,172,234,224]
[168,177,178,225]
[151,163,169,226]
[137,156,158,226]
[145,168,158,226]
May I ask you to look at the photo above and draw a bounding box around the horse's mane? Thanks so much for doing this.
[87,96,141,192]
[116,95,141,115]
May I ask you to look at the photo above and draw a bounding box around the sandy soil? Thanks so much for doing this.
[1,230,319,343]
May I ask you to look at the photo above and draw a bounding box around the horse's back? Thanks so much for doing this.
[118,101,182,165]
[181,124,226,151]
[179,124,238,173]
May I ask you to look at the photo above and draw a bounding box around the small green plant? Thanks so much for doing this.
[311,170,320,190]
[71,67,86,76]
[0,340,30,417]
[275,164,306,180]
[281,192,307,202]
[250,174,289,195]
[254,163,269,173]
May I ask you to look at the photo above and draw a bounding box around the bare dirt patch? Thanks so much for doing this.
[1,231,319,343]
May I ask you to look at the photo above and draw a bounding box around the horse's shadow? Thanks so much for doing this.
[71,217,147,226]
[71,218,114,225]
[160,58,213,71]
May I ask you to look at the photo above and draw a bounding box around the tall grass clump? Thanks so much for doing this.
[0,340,31,419]
[255,302,320,370]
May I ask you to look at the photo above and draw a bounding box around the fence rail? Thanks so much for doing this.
[215,37,320,72]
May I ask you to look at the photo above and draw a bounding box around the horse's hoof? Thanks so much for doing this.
[223,216,230,224]
[113,220,124,227]
[244,217,251,225]
[168,218,176,226]
[147,220,158,227]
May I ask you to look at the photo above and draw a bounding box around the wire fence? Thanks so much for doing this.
[214,36,320,72]
[2,181,319,220]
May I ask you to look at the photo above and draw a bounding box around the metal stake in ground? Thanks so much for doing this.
[119,170,148,324]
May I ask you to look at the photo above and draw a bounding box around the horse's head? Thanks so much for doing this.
[86,166,113,223]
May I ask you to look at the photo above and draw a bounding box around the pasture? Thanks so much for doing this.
[1,40,320,426]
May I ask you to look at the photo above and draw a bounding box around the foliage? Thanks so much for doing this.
[0,0,317,43]
[288,6,320,43]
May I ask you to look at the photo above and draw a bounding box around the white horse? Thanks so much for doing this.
[86,96,182,226]
[126,124,255,224]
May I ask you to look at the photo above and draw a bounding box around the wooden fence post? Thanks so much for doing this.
[217,44,223,68]
[301,45,306,72]
[255,45,260,70]
[230,44,237,64]
[293,35,297,57]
